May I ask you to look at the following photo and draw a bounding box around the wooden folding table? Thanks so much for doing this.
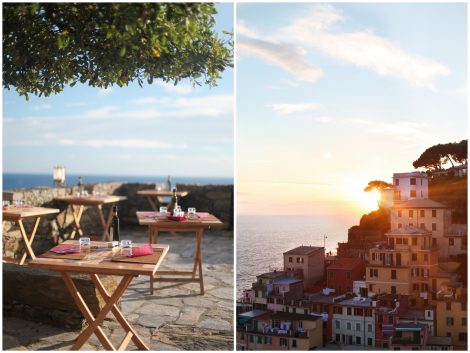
[136,189,189,212]
[2,205,60,265]
[55,195,127,241]
[29,240,169,351]
[136,212,223,295]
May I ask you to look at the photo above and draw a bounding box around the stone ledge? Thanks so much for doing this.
[3,263,118,329]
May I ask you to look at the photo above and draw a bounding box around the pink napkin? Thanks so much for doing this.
[142,213,158,218]
[196,212,210,218]
[128,244,154,258]
[51,245,81,254]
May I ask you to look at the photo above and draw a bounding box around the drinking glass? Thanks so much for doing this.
[159,206,168,214]
[79,237,91,251]
[120,240,132,256]
[187,207,196,218]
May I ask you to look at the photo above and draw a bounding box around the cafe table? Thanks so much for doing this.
[136,211,223,295]
[136,189,189,212]
[2,205,60,265]
[28,240,169,351]
[55,195,127,241]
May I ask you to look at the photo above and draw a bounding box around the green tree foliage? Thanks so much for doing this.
[364,180,393,193]
[3,3,233,99]
[413,140,468,171]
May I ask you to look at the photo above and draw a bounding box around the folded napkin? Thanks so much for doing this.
[128,244,153,258]
[196,212,210,218]
[51,245,81,254]
[168,215,186,221]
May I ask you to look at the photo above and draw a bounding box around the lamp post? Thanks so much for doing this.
[53,166,66,186]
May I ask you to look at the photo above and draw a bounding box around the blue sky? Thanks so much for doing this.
[2,3,234,178]
[237,3,467,221]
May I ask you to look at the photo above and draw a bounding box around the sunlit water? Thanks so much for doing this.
[236,214,355,297]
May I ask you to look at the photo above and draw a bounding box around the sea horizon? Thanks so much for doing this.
[2,172,233,190]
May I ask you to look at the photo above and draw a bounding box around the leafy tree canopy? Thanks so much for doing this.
[364,180,393,193]
[413,140,467,171]
[3,3,233,99]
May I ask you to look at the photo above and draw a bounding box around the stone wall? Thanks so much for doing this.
[3,263,118,329]
[3,182,233,260]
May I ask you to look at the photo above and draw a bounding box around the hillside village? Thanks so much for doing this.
[237,169,467,350]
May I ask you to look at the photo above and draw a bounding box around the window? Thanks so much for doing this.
[356,336,361,345]
[356,323,361,331]
[403,238,408,245]
[398,223,402,229]
[409,210,413,218]
[446,317,454,326]
[265,336,271,345]
[368,324,372,333]
[347,286,351,293]
[257,336,262,344]
[449,238,454,246]
[420,209,425,217]
[391,270,397,279]
[388,315,394,324]
[335,320,340,329]
[413,283,419,291]
[410,190,417,198]
[395,179,399,186]
[289,257,292,263]
[412,253,417,261]
[420,223,425,229]
[333,306,342,314]
[462,302,467,311]
[346,271,351,280]
[368,338,373,346]
[412,237,417,245]
[298,321,303,328]
[397,238,403,245]
[336,334,340,342]
[446,332,451,337]
[292,339,297,348]
[249,335,254,343]
[280,338,288,347]
[347,307,352,316]
[446,302,451,310]
[347,322,352,330]
[410,299,417,306]
[391,286,397,294]
[462,318,467,326]
[410,178,416,185]
[329,271,334,278]
[432,209,437,217]
[432,223,437,231]
[398,210,402,217]
[459,333,467,341]
[369,284,374,292]
[354,308,363,316]
[409,223,413,227]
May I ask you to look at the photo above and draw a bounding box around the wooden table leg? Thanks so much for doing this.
[149,227,158,295]
[97,204,114,241]
[146,196,158,212]
[91,274,149,350]
[70,205,84,239]
[196,229,204,294]
[18,217,40,265]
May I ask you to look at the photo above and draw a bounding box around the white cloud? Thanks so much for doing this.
[269,103,320,115]
[277,4,449,89]
[156,81,194,94]
[238,37,323,83]
[313,116,333,123]
[130,97,170,105]
[32,104,51,111]
[97,87,113,96]
[58,138,187,149]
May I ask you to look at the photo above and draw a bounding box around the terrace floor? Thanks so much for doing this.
[3,228,234,350]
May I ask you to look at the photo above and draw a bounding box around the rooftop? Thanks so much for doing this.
[393,171,428,178]
[256,271,287,280]
[400,309,426,321]
[284,246,324,256]
[393,198,447,209]
[306,291,345,304]
[395,322,428,331]
[271,312,322,322]
[337,296,373,308]
[273,278,303,285]
[239,310,269,319]
[327,257,363,270]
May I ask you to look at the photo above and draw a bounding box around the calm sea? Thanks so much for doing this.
[2,173,232,190]
[236,214,353,297]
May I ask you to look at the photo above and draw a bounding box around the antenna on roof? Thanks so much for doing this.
[324,234,327,249]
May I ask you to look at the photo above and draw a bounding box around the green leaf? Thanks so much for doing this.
[118,47,126,57]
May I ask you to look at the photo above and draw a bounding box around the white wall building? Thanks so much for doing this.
[392,172,428,201]
[332,297,375,347]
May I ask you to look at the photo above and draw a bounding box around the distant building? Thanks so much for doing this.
[445,224,468,257]
[252,271,289,310]
[399,308,435,336]
[237,289,254,315]
[332,296,375,347]
[374,294,409,349]
[390,322,429,350]
[392,172,429,201]
[283,246,325,289]
[366,226,439,308]
[326,257,365,294]
[266,278,304,312]
[237,310,323,350]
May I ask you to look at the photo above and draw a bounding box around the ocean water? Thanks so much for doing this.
[2,173,233,190]
[236,214,352,297]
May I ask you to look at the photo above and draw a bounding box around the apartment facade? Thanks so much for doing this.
[326,257,365,294]
[435,288,467,350]
[283,246,325,289]
[392,172,429,201]
[332,297,375,347]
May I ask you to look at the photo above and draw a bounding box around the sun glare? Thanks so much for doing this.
[361,188,380,212]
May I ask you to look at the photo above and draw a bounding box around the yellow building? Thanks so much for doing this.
[435,285,467,350]
[283,246,325,289]
[366,227,438,308]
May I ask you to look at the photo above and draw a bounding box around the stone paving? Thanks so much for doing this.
[3,228,234,350]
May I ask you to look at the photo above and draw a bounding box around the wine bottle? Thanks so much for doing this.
[167,188,178,215]
[167,175,172,191]
[110,206,120,242]
[77,176,83,196]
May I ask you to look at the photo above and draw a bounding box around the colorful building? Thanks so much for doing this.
[374,294,409,349]
[326,257,365,294]
[252,271,289,310]
[266,278,304,312]
[390,322,429,350]
[283,246,325,289]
